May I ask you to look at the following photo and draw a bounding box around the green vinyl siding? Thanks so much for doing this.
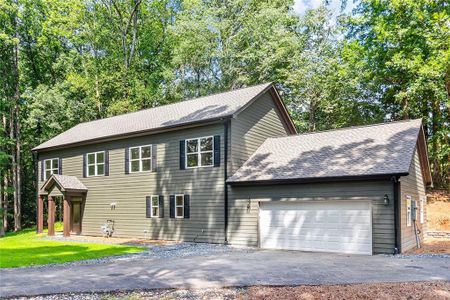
[230,92,290,173]
[38,123,225,242]
[399,148,427,252]
[227,180,396,254]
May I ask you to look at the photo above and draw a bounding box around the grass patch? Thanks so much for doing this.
[0,226,144,268]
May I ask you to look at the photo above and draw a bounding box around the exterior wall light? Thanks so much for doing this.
[384,194,390,206]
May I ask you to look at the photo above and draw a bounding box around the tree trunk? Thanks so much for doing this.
[12,6,21,231]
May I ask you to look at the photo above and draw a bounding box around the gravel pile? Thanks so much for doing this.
[11,287,246,300]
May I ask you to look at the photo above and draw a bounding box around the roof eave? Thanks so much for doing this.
[33,115,233,152]
[227,173,409,186]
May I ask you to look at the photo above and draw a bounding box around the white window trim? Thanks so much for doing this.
[185,136,214,169]
[86,151,105,177]
[406,195,412,227]
[150,195,159,218]
[129,145,152,173]
[175,194,184,218]
[420,197,425,224]
[43,158,59,180]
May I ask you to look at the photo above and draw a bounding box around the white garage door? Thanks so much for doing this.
[259,201,372,255]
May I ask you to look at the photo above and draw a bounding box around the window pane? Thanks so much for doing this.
[45,170,51,179]
[152,207,158,216]
[97,164,105,175]
[45,160,51,169]
[97,152,105,163]
[176,207,183,217]
[187,154,198,167]
[152,197,159,206]
[141,146,151,158]
[201,137,213,151]
[52,159,59,169]
[88,165,95,176]
[131,161,140,172]
[142,159,151,171]
[201,152,213,166]
[131,148,139,159]
[88,154,95,164]
[176,195,183,206]
[186,139,198,153]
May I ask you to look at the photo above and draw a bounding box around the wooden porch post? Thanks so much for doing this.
[47,196,55,236]
[37,196,44,234]
[63,196,71,237]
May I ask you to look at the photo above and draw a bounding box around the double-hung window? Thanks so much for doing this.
[130,145,152,172]
[151,195,159,217]
[87,151,105,177]
[406,196,412,227]
[175,194,184,218]
[44,158,59,180]
[186,136,213,168]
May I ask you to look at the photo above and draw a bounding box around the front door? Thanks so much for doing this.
[71,201,82,234]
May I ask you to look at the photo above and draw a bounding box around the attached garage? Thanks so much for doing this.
[259,201,372,255]
[227,119,432,255]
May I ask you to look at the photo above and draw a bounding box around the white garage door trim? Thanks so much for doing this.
[258,200,373,255]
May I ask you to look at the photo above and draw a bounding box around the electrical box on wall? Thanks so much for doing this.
[411,200,417,221]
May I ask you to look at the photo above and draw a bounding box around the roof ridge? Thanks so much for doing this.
[74,82,273,127]
[267,118,422,141]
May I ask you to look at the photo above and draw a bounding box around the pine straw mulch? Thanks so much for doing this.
[405,238,450,254]
[246,281,450,300]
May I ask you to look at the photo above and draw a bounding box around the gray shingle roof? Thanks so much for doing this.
[228,119,423,183]
[41,174,87,193]
[34,83,273,151]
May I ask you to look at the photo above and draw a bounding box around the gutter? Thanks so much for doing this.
[223,119,230,243]
[227,173,409,186]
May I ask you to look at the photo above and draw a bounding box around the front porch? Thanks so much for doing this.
[37,174,88,237]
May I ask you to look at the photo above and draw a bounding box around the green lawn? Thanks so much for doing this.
[0,225,144,268]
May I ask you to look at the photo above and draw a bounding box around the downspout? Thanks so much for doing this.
[392,176,401,254]
[224,119,230,244]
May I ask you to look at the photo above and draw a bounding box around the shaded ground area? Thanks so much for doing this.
[1,248,449,298]
[13,282,450,300]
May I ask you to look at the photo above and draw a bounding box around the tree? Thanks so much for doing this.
[346,0,450,188]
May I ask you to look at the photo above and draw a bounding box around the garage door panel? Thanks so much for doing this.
[259,201,372,255]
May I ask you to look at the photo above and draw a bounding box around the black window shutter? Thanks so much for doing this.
[184,194,190,219]
[40,160,44,181]
[169,195,175,218]
[58,158,62,175]
[179,140,185,170]
[105,150,109,176]
[213,135,220,167]
[82,154,87,178]
[159,195,164,218]
[152,144,157,172]
[125,147,129,174]
[145,196,151,218]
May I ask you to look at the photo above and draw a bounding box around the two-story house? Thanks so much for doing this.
[33,83,432,255]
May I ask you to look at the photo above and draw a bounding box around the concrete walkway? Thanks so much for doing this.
[1,250,449,298]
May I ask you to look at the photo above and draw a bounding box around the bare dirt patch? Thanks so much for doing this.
[21,282,450,300]
[247,281,450,300]
[405,238,450,254]
[427,201,450,231]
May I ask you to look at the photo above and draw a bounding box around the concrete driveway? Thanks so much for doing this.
[1,248,449,298]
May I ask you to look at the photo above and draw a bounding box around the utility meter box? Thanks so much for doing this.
[411,200,417,221]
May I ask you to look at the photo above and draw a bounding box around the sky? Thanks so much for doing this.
[293,0,356,16]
